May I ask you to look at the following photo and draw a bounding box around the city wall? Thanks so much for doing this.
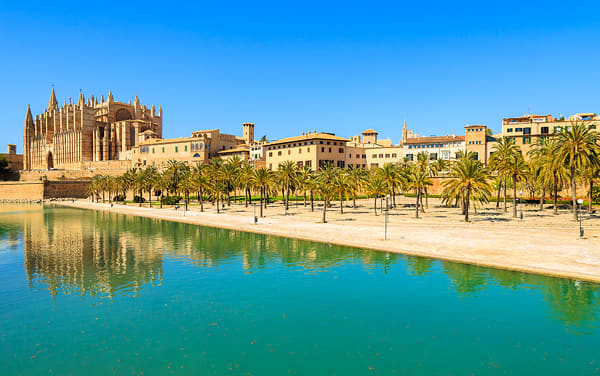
[0,180,90,201]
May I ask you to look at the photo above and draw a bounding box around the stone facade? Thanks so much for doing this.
[0,144,23,171]
[23,89,162,171]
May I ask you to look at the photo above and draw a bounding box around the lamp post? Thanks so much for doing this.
[253,202,257,224]
[519,190,523,220]
[577,198,584,238]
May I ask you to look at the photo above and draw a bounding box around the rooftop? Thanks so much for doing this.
[265,132,349,146]
[404,135,465,144]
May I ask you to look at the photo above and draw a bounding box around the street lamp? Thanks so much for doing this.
[577,198,584,238]
[253,202,258,224]
[519,190,523,220]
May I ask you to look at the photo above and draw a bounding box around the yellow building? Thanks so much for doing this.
[501,113,600,156]
[0,144,23,171]
[264,132,349,170]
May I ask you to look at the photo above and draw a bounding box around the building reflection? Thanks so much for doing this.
[1,204,598,332]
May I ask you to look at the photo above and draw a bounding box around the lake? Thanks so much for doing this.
[1,204,599,375]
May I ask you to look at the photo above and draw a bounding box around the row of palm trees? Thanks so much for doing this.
[87,122,599,222]
[489,121,600,220]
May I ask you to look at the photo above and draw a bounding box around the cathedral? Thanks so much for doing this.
[23,89,162,170]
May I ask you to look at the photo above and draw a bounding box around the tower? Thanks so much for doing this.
[402,120,408,144]
[243,122,255,145]
[23,105,34,170]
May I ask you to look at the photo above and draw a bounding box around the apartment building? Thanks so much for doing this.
[264,132,349,170]
[501,113,600,155]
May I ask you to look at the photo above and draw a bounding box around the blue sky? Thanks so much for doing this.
[2,1,600,150]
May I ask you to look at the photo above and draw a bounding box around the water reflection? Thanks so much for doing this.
[0,203,598,332]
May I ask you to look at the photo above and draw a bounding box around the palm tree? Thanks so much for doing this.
[489,137,520,212]
[332,169,351,214]
[583,162,600,214]
[192,162,211,212]
[442,158,492,222]
[277,160,298,211]
[155,172,169,209]
[416,152,436,208]
[364,173,388,215]
[554,121,600,220]
[347,166,368,208]
[406,166,432,219]
[316,165,338,223]
[239,162,255,207]
[377,163,403,207]
[504,152,529,218]
[250,168,273,217]
[143,166,158,207]
[296,166,314,207]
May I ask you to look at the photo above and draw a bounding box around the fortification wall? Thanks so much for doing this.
[0,180,90,201]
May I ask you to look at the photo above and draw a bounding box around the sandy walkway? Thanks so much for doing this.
[57,198,600,283]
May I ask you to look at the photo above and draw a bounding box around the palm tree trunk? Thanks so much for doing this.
[160,194,163,208]
[496,180,501,209]
[513,175,517,218]
[286,188,290,211]
[310,190,314,212]
[185,191,189,211]
[199,189,204,212]
[425,188,429,209]
[465,186,471,222]
[553,171,558,215]
[339,192,343,214]
[571,166,577,220]
[304,192,307,207]
[539,186,545,211]
[415,190,420,219]
[589,179,594,214]
[373,196,378,216]
[503,176,508,212]
[392,187,396,207]
[258,188,263,217]
[216,194,220,214]
[322,198,327,223]
[148,190,152,207]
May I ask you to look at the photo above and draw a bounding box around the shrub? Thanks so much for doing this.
[113,194,126,202]
[133,196,146,203]
[162,196,182,205]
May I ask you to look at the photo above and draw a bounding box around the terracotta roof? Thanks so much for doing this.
[361,129,377,134]
[265,133,349,146]
[404,135,464,144]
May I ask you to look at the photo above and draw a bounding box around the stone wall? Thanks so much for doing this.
[0,180,90,201]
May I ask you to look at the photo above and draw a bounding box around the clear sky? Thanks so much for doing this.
[2,1,600,151]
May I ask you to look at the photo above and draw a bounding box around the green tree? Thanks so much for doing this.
[442,158,492,222]
[554,122,600,219]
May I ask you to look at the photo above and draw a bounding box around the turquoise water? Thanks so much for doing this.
[0,204,599,375]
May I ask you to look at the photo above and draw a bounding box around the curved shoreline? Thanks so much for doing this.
[55,200,600,284]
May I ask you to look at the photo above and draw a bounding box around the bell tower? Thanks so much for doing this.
[242,122,255,145]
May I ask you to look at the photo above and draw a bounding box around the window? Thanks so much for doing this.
[328,147,332,152]
[356,154,360,158]
[162,147,165,153]
[362,154,366,159]
[299,149,302,154]
[515,128,523,132]
[406,154,413,161]
[541,126,549,134]
[307,147,310,152]
[372,154,377,159]
[152,148,155,154]
[305,160,312,167]
[523,127,531,135]
[385,154,390,158]
[473,152,479,161]
[278,151,282,156]
[523,137,531,144]
[320,141,323,144]
[337,160,345,168]
[185,145,188,152]
[269,152,273,157]
[339,148,344,153]
[297,161,303,168]
[392,153,397,158]
[288,150,291,155]
[321,147,325,152]
[269,164,272,169]
[379,154,383,158]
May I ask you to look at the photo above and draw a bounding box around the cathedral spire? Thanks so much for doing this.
[48,88,58,109]
[25,104,33,128]
[78,92,85,107]
[134,94,140,106]
[107,90,114,103]
[158,105,162,117]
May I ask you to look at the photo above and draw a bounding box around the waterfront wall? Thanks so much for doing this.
[0,180,90,201]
